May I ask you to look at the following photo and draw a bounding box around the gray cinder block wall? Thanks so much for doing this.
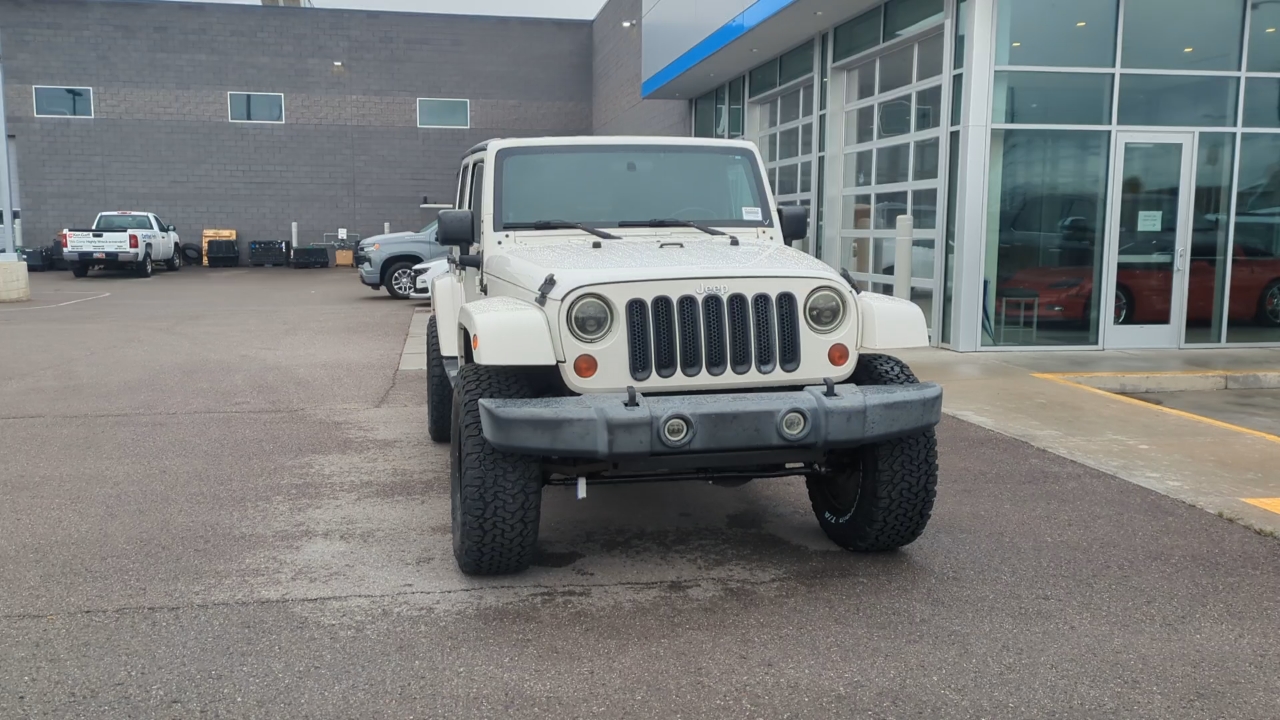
[0,0,593,255]
[591,0,689,136]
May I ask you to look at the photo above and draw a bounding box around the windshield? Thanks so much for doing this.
[418,221,438,236]
[495,145,770,230]
[94,214,154,230]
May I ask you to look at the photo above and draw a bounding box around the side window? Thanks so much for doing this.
[152,215,165,231]
[457,162,471,209]
[469,163,485,238]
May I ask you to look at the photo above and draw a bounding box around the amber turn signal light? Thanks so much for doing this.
[828,343,850,367]
[573,354,598,378]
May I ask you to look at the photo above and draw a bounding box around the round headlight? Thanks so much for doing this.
[569,295,613,343]
[805,287,846,333]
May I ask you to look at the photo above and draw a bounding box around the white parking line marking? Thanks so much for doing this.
[0,292,111,312]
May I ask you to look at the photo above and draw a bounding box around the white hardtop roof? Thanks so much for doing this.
[467,136,758,158]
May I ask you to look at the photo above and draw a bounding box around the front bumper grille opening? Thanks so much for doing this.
[702,295,727,377]
[752,293,777,374]
[726,294,752,375]
[651,296,678,379]
[676,295,703,376]
[625,299,652,381]
[776,292,800,373]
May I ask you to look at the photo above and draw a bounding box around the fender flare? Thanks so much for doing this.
[458,297,557,366]
[857,292,930,350]
[431,273,463,357]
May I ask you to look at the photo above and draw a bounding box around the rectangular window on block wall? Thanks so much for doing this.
[418,98,470,128]
[34,86,94,117]
[229,92,284,123]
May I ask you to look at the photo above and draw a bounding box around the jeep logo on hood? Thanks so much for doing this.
[695,283,729,295]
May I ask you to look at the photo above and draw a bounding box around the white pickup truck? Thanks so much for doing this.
[61,211,182,278]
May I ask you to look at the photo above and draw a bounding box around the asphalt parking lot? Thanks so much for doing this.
[3,268,1279,719]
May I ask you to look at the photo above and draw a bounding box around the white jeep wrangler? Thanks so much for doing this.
[426,136,942,576]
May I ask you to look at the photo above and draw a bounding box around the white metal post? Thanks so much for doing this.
[0,35,16,258]
[384,221,390,235]
[894,215,913,300]
[291,221,298,247]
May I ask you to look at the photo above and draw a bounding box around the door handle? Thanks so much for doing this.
[1176,247,1186,271]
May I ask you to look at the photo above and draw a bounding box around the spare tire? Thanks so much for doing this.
[181,243,202,264]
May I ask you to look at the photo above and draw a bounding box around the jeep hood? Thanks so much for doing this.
[489,237,840,296]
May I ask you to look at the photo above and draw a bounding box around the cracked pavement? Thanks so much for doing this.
[2,269,1279,718]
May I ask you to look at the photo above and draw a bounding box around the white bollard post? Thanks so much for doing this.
[291,221,298,248]
[894,215,913,301]
[384,222,391,235]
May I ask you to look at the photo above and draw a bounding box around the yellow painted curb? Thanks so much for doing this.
[1244,498,1280,515]
[1032,372,1280,446]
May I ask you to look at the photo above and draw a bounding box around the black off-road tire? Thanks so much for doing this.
[181,243,202,264]
[135,250,153,279]
[451,364,546,575]
[805,353,938,552]
[72,263,90,278]
[426,315,452,443]
[164,245,181,271]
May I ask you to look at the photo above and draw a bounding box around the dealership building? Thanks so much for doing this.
[4,0,1280,351]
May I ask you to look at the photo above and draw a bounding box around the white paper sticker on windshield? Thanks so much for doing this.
[742,207,763,221]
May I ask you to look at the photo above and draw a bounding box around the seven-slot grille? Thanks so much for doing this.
[625,293,800,381]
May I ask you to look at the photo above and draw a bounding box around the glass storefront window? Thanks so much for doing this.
[1248,3,1280,72]
[951,74,963,127]
[1228,134,1280,343]
[1242,78,1280,129]
[942,130,960,344]
[879,45,915,94]
[993,72,1112,125]
[833,6,883,62]
[917,33,944,82]
[714,85,728,137]
[885,0,943,40]
[984,129,1111,347]
[728,78,745,138]
[913,138,940,180]
[694,91,715,137]
[995,0,1118,68]
[876,143,911,184]
[879,95,913,137]
[954,0,968,70]
[1184,133,1235,344]
[1121,0,1245,72]
[780,41,815,86]
[749,61,779,98]
[1117,75,1238,127]
[915,85,942,131]
[912,188,938,229]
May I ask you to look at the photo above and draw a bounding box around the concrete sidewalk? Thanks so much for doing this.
[896,346,1280,535]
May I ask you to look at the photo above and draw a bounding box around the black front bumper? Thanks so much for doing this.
[478,383,942,460]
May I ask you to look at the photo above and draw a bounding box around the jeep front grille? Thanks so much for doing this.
[625,293,800,382]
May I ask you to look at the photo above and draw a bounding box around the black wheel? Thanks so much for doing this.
[164,245,181,271]
[427,315,453,443]
[181,243,202,264]
[72,263,90,278]
[450,364,545,576]
[135,250,153,278]
[805,353,938,552]
[1257,279,1280,327]
[384,262,415,299]
[1114,286,1134,325]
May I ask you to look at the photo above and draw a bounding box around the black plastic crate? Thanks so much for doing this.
[291,246,329,269]
[20,246,52,272]
[205,240,240,267]
[249,240,288,267]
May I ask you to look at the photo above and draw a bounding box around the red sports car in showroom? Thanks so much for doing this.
[998,242,1280,326]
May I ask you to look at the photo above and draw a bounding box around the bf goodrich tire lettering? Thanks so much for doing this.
[426,315,452,443]
[450,364,544,576]
[805,353,939,552]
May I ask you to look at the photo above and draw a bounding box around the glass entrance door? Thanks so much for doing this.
[1102,133,1195,349]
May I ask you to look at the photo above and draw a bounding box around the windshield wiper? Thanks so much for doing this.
[508,220,619,240]
[617,218,726,236]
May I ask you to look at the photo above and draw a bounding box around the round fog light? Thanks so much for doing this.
[780,410,808,439]
[573,354,598,378]
[662,416,691,446]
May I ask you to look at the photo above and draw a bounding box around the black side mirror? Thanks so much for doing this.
[436,209,475,247]
[778,205,809,246]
